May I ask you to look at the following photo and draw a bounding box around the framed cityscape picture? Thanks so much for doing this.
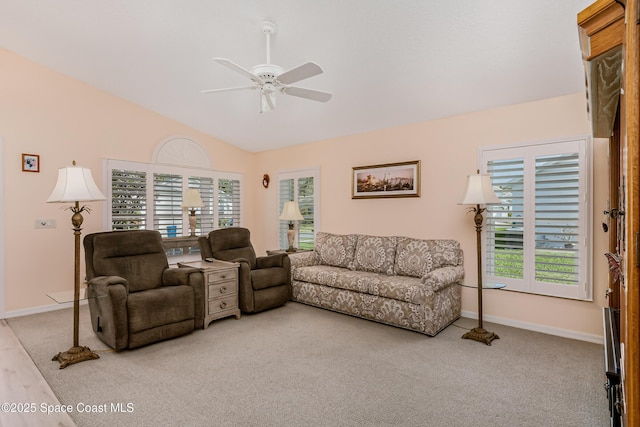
[352,160,420,199]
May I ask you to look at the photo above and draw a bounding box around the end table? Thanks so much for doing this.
[178,260,241,329]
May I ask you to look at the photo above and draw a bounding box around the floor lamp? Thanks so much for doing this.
[460,170,501,345]
[48,161,105,368]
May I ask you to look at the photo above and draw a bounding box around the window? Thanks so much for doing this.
[105,159,242,238]
[480,137,592,300]
[278,168,320,250]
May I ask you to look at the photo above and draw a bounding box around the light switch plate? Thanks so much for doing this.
[35,219,56,229]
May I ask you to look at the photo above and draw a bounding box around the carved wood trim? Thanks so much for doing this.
[578,0,625,59]
[623,0,640,423]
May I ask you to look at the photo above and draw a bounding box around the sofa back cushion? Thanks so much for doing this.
[394,237,433,278]
[314,232,358,269]
[353,235,397,275]
[394,238,463,277]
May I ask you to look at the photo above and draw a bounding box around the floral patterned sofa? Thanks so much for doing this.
[289,232,464,336]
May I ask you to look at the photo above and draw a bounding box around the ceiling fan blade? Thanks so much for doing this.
[201,85,255,94]
[213,58,263,84]
[277,62,323,85]
[282,86,332,103]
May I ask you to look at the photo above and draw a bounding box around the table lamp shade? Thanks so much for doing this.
[47,165,105,203]
[279,201,304,221]
[183,189,204,208]
[460,173,500,205]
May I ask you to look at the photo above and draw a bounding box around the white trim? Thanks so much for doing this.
[461,310,603,344]
[4,300,88,319]
[152,136,211,168]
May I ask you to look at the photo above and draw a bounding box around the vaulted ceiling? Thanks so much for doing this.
[0,0,594,152]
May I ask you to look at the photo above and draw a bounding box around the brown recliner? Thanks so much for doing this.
[83,230,205,351]
[198,227,291,313]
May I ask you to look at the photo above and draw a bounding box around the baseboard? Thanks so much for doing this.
[461,310,604,345]
[2,300,87,320]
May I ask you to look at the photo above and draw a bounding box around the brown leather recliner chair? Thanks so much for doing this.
[198,227,291,313]
[84,230,205,351]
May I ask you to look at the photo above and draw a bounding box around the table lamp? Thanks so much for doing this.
[279,201,304,252]
[183,189,204,237]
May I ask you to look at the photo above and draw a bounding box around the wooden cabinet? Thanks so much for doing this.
[179,260,241,328]
[579,1,640,425]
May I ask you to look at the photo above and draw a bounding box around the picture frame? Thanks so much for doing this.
[22,153,40,172]
[352,160,420,199]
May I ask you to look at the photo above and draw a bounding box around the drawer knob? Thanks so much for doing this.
[220,301,227,309]
[220,286,227,294]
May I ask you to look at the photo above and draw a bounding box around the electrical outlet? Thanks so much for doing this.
[35,219,56,229]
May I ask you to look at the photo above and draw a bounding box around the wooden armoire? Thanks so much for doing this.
[578,1,640,426]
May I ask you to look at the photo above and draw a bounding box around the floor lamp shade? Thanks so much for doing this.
[459,173,500,206]
[47,164,106,203]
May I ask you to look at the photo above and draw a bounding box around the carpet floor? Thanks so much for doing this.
[7,302,608,427]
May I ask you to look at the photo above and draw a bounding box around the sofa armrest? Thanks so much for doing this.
[288,251,317,268]
[421,265,465,293]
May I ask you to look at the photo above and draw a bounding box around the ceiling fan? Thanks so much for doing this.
[201,21,332,113]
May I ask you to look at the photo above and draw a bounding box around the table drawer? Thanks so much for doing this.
[206,270,237,284]
[208,280,236,297]
[208,294,238,314]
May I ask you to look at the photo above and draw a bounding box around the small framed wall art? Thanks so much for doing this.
[352,160,421,199]
[22,153,40,172]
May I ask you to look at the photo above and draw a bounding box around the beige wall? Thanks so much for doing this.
[1,48,608,341]
[253,93,608,341]
[0,49,257,312]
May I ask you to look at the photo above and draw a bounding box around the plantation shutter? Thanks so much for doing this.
[111,169,147,230]
[297,177,315,250]
[534,153,580,285]
[481,137,591,300]
[189,176,215,235]
[279,178,294,249]
[218,178,241,228]
[153,173,183,237]
[486,159,525,279]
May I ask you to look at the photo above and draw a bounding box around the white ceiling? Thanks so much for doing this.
[0,0,594,152]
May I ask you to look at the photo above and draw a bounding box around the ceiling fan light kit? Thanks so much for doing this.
[201,21,332,113]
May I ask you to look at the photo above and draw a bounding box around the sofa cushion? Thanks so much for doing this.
[127,285,194,333]
[353,235,397,275]
[293,265,426,304]
[427,240,463,269]
[314,232,357,269]
[394,237,434,278]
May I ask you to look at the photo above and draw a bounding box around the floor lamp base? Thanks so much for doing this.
[462,327,500,346]
[52,346,100,369]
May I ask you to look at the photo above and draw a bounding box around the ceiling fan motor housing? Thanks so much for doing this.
[251,64,284,83]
